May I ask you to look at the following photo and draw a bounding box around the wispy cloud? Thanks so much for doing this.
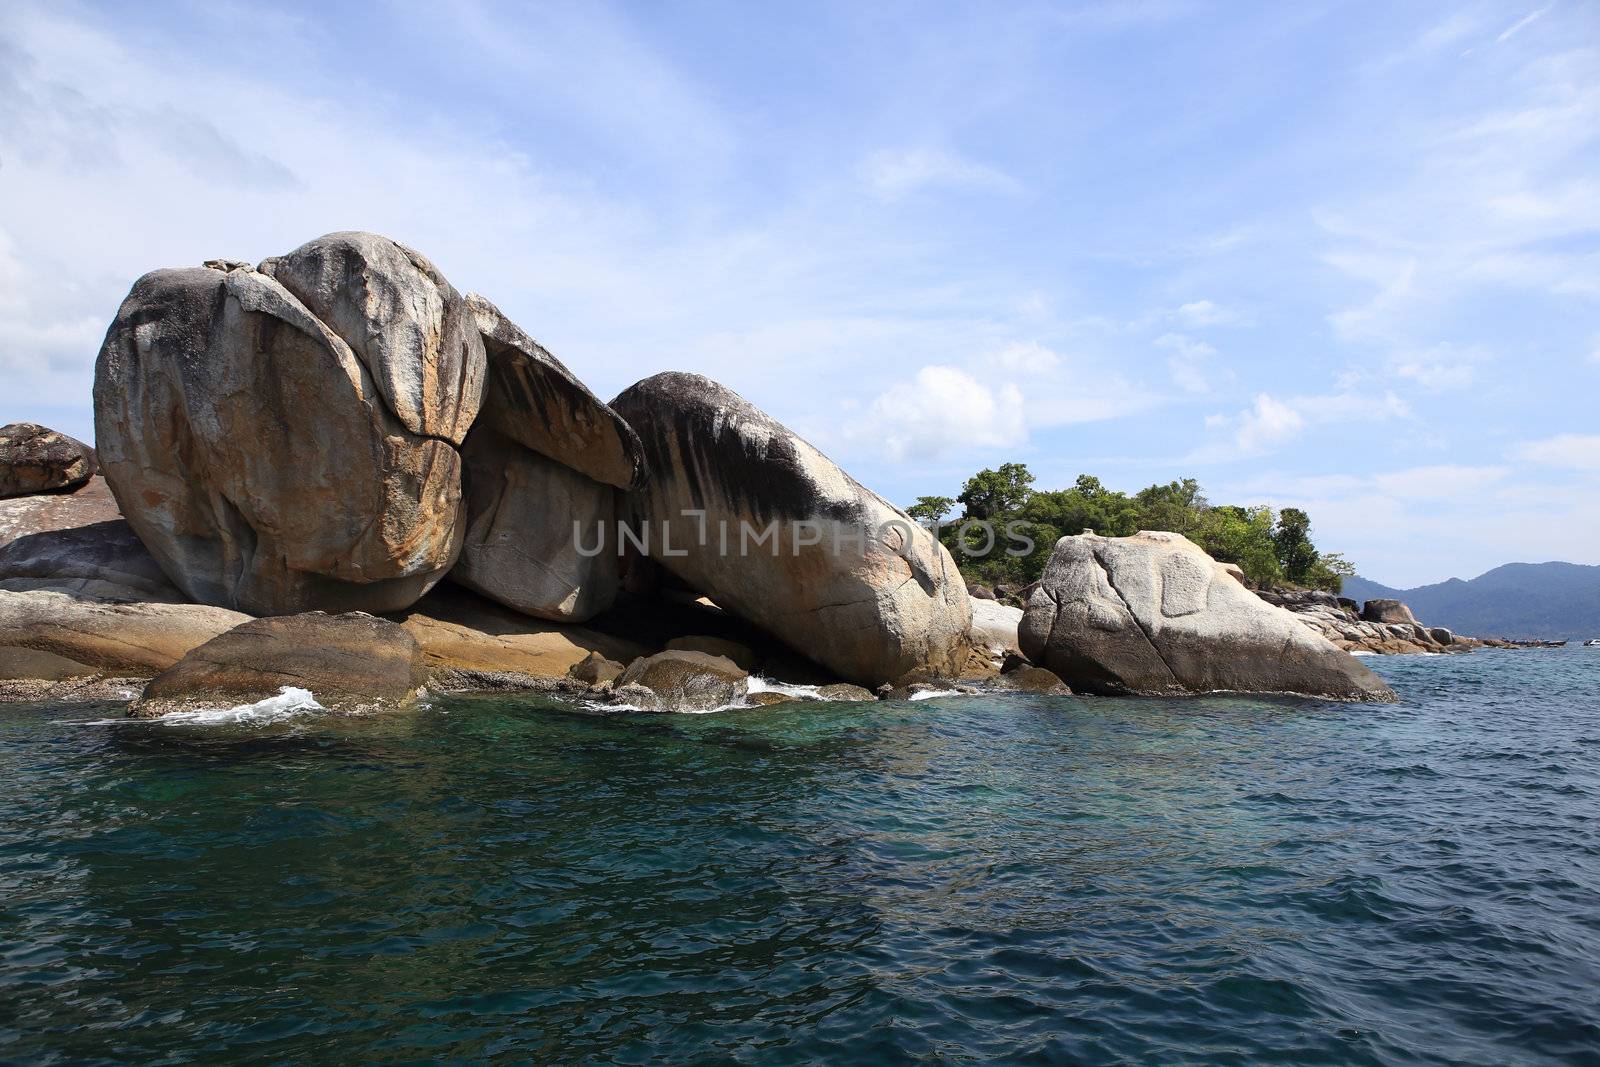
[1512,433,1600,470]
[862,149,1021,200]
[1496,5,1552,45]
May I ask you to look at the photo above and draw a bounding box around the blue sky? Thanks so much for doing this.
[1,0,1596,586]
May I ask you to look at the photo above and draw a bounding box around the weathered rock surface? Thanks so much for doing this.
[1258,588,1477,656]
[567,650,625,687]
[452,427,621,621]
[1019,531,1395,701]
[466,294,645,489]
[0,477,182,601]
[614,649,748,712]
[968,598,1024,673]
[93,233,485,617]
[746,690,800,707]
[664,635,760,671]
[395,586,648,690]
[134,611,426,716]
[991,654,1072,695]
[610,372,971,687]
[0,589,250,677]
[448,296,646,622]
[815,682,877,701]
[1361,598,1418,626]
[0,423,95,499]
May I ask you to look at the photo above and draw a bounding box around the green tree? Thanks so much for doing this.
[957,463,1035,521]
[1133,478,1207,537]
[1272,507,1322,586]
[905,495,956,528]
[1193,504,1281,586]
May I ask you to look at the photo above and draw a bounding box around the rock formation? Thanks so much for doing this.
[0,589,250,677]
[1361,598,1418,625]
[94,233,486,617]
[1258,589,1479,655]
[968,597,1024,673]
[394,586,648,691]
[0,423,96,498]
[133,611,427,716]
[0,476,181,601]
[1019,531,1395,701]
[449,295,647,622]
[613,649,748,712]
[610,372,971,687]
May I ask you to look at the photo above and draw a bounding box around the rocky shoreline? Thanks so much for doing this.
[0,229,1473,716]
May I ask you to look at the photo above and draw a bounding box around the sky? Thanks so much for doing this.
[1,0,1597,587]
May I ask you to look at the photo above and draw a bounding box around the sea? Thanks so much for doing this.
[2,647,1596,1065]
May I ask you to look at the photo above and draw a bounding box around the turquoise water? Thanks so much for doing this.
[2,649,1598,1065]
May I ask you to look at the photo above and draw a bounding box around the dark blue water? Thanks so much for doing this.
[2,648,1597,1065]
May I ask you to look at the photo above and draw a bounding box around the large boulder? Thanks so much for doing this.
[134,611,426,716]
[466,294,645,488]
[614,649,748,712]
[452,427,621,621]
[609,372,971,687]
[1362,599,1418,626]
[0,423,95,498]
[448,296,644,622]
[93,233,486,617]
[1019,531,1395,701]
[0,477,181,601]
[0,589,250,677]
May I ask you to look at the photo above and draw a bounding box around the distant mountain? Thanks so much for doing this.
[1344,562,1600,641]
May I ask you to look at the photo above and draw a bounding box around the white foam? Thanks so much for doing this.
[77,686,326,727]
[584,675,866,715]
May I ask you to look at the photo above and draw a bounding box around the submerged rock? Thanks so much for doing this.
[815,682,876,701]
[0,423,95,499]
[133,611,426,716]
[1019,531,1396,702]
[93,233,486,617]
[610,372,971,687]
[613,649,748,712]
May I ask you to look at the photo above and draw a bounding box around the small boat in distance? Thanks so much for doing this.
[1585,638,1599,646]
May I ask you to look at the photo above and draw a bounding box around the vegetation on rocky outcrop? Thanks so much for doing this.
[912,464,1354,593]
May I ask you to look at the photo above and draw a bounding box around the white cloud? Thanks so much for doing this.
[1203,393,1304,457]
[1154,332,1217,393]
[862,149,1020,200]
[1512,433,1600,470]
[866,366,1027,461]
[984,340,1061,375]
[1391,342,1493,392]
[1192,388,1411,462]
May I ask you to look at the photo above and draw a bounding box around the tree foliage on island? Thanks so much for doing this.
[909,464,1355,593]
